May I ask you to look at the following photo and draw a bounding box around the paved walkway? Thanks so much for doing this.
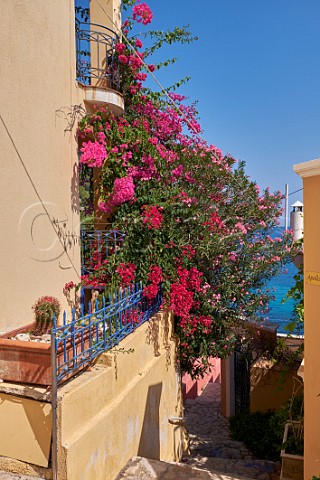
[183,382,280,480]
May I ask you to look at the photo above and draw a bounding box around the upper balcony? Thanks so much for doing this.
[76,20,124,116]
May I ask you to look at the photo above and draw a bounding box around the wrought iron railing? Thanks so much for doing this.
[75,20,121,91]
[80,229,126,275]
[51,284,162,385]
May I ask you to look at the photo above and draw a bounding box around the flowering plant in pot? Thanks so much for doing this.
[0,296,61,385]
[32,296,61,335]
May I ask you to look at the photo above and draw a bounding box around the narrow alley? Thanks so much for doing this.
[116,381,281,480]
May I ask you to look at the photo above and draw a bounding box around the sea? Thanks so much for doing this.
[264,261,299,334]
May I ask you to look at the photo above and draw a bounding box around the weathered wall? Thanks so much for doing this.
[250,360,302,413]
[0,0,83,331]
[57,310,185,480]
[0,393,52,468]
[294,159,320,480]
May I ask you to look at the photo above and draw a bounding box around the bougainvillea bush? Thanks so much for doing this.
[72,0,295,377]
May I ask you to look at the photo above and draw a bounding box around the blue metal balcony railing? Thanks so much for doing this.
[76,20,121,91]
[52,283,162,385]
[81,229,126,275]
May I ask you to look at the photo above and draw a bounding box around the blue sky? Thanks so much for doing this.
[79,0,320,222]
[132,0,320,219]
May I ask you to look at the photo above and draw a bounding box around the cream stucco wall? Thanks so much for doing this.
[294,159,320,479]
[91,0,122,33]
[0,1,83,330]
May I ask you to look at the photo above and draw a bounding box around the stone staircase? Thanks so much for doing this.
[116,456,260,480]
[117,382,280,480]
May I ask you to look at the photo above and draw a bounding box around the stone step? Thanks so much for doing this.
[184,456,280,480]
[115,456,260,480]
[0,472,44,480]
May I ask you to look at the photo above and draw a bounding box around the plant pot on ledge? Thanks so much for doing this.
[0,323,91,386]
[280,421,304,480]
[0,323,53,385]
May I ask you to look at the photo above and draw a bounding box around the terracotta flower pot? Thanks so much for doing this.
[0,323,91,386]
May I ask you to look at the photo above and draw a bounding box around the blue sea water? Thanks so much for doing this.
[264,261,300,334]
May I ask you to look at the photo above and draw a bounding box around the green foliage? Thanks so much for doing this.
[142,26,198,57]
[122,0,136,10]
[75,6,89,22]
[229,411,280,460]
[229,394,304,460]
[282,239,304,335]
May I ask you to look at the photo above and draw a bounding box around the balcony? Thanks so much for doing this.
[81,228,125,276]
[76,20,124,116]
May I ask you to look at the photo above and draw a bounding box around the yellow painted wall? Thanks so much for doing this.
[0,393,52,468]
[0,311,184,479]
[294,159,320,479]
[0,0,82,331]
[56,310,184,480]
[250,361,302,413]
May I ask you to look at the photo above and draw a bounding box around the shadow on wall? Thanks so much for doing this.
[138,383,162,460]
[71,162,80,215]
[146,311,177,374]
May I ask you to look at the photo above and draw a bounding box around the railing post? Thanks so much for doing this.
[51,325,58,480]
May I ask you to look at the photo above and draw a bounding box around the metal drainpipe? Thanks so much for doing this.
[51,331,58,480]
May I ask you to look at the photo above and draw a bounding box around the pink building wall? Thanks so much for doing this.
[182,357,221,400]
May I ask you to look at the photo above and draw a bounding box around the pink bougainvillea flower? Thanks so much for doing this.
[115,43,126,55]
[112,176,135,206]
[132,2,153,25]
[118,54,129,64]
[202,212,225,232]
[143,283,159,300]
[142,205,163,229]
[129,55,143,70]
[235,222,247,234]
[80,141,107,168]
[116,263,136,287]
[148,137,158,145]
[148,265,162,285]
[98,201,113,214]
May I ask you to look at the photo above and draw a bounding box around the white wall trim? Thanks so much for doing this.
[294,158,320,178]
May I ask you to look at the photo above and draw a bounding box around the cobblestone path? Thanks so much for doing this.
[183,382,280,480]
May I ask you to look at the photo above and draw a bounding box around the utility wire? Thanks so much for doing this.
[0,113,81,279]
[288,187,303,196]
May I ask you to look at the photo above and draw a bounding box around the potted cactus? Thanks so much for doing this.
[0,295,81,385]
[32,296,60,335]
